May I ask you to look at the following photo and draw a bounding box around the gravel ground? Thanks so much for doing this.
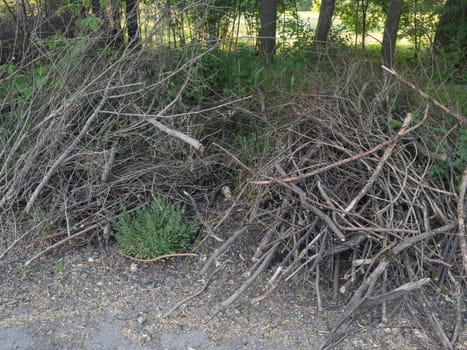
[0,244,464,350]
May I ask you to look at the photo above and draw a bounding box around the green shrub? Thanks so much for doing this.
[112,198,196,259]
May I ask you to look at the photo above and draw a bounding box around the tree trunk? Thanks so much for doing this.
[313,0,336,47]
[91,0,104,19]
[434,0,466,51]
[111,0,124,47]
[125,0,140,46]
[45,0,62,17]
[259,0,277,66]
[361,0,369,50]
[381,0,403,68]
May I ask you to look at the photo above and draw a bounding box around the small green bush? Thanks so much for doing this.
[112,198,196,259]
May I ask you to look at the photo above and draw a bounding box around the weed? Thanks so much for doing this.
[55,262,67,272]
[237,130,274,167]
[241,307,249,317]
[112,198,196,259]
[13,267,28,276]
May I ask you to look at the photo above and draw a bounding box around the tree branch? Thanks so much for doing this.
[382,65,467,125]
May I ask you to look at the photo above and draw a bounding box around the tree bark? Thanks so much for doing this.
[434,0,466,51]
[111,0,124,47]
[361,0,369,50]
[313,0,336,47]
[125,0,140,46]
[381,0,403,68]
[259,0,277,66]
[91,0,103,19]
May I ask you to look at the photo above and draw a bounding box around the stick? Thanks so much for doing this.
[213,142,252,172]
[221,242,280,308]
[457,166,467,275]
[200,226,249,275]
[393,222,457,255]
[251,283,278,303]
[320,261,390,350]
[24,223,100,266]
[362,278,430,307]
[304,201,346,242]
[145,117,204,153]
[316,262,323,313]
[447,271,462,348]
[25,94,109,213]
[164,267,221,318]
[422,296,452,349]
[117,252,198,263]
[0,223,43,260]
[101,96,252,119]
[252,137,394,185]
[101,141,117,182]
[381,65,467,125]
[276,178,346,242]
[344,112,412,213]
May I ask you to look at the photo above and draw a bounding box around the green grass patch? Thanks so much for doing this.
[112,198,196,259]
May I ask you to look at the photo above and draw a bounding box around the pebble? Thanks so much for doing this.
[351,338,365,347]
[137,315,146,325]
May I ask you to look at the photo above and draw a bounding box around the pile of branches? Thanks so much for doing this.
[1,34,465,348]
[0,38,238,263]
[199,66,467,349]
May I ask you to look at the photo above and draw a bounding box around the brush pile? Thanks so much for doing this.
[1,42,465,349]
[0,41,231,263]
[199,64,466,349]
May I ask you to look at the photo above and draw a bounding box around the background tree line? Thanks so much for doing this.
[0,0,465,67]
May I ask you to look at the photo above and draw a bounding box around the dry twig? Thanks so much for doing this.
[117,252,198,263]
[457,166,467,276]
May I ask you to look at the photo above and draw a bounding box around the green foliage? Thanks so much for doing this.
[297,0,313,11]
[0,35,96,152]
[0,61,48,151]
[77,16,103,32]
[99,0,111,7]
[112,199,196,259]
[278,15,304,44]
[236,128,274,167]
[13,267,29,276]
[334,0,448,56]
[0,61,48,108]
[327,24,353,46]
[198,43,319,100]
[199,47,263,97]
[434,0,467,56]
[428,126,467,181]
[56,262,67,272]
[399,0,443,56]
[335,0,386,40]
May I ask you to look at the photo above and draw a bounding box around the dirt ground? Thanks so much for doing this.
[0,239,465,350]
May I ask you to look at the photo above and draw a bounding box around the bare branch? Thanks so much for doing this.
[382,65,467,125]
[344,112,413,213]
[145,117,204,153]
[457,166,467,275]
[25,94,109,213]
[221,242,280,308]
